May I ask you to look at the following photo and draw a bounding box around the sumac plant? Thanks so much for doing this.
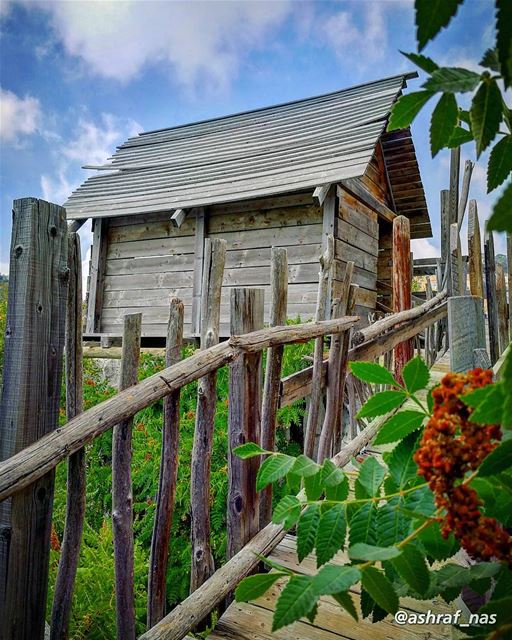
[234,356,512,637]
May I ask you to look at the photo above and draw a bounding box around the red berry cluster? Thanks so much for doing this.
[414,369,512,566]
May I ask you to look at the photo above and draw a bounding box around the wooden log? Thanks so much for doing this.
[0,198,68,640]
[440,189,450,280]
[260,249,288,528]
[51,232,85,640]
[85,218,108,334]
[191,207,205,336]
[457,160,474,230]
[425,276,433,367]
[0,315,358,503]
[449,222,463,296]
[190,238,226,592]
[496,263,509,355]
[392,216,413,383]
[467,200,484,298]
[449,147,460,226]
[448,296,486,373]
[508,233,512,340]
[303,235,334,459]
[321,190,336,317]
[147,299,184,628]
[484,230,500,365]
[112,313,141,640]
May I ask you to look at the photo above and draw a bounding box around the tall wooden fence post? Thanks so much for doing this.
[112,313,142,640]
[448,296,486,373]
[51,231,85,640]
[0,198,68,639]
[260,249,288,528]
[227,288,264,558]
[449,223,463,296]
[496,264,509,354]
[147,299,184,628]
[484,230,499,365]
[392,216,413,383]
[190,238,226,592]
[467,201,484,298]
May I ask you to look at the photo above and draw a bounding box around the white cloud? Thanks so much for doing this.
[41,168,78,205]
[26,0,292,90]
[412,238,439,259]
[0,88,41,143]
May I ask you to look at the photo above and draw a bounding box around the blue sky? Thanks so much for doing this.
[0,0,505,279]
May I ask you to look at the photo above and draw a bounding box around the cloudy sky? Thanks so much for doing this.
[0,0,505,278]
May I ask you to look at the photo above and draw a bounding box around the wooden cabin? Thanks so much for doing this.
[65,73,432,341]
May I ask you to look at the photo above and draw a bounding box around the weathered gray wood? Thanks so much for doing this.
[467,200,484,298]
[425,276,433,367]
[340,179,395,223]
[148,299,184,628]
[304,235,334,459]
[112,313,142,640]
[68,218,86,233]
[322,188,336,318]
[191,207,205,336]
[190,238,226,592]
[508,233,512,340]
[496,263,509,355]
[484,230,500,365]
[392,215,413,383]
[170,208,186,228]
[85,218,108,333]
[228,288,264,558]
[448,296,486,373]
[0,198,68,640]
[313,183,332,206]
[457,160,473,230]
[449,222,463,296]
[473,348,492,369]
[0,315,358,503]
[449,147,460,226]
[440,189,450,284]
[51,232,85,640]
[260,249,288,528]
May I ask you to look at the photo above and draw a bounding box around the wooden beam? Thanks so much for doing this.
[449,223,463,296]
[457,160,474,229]
[68,218,87,233]
[392,215,413,383]
[339,179,395,223]
[449,147,460,226]
[467,200,484,298]
[313,183,332,206]
[321,187,337,318]
[496,263,509,355]
[170,208,187,229]
[484,230,500,365]
[191,207,205,336]
[440,189,450,278]
[448,296,486,373]
[85,218,108,334]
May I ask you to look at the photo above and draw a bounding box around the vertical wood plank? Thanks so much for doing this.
[467,200,484,298]
[51,232,85,640]
[449,222,463,296]
[303,235,334,459]
[147,299,184,628]
[321,187,337,319]
[191,207,205,336]
[392,216,413,383]
[0,198,68,640]
[496,263,509,355]
[260,249,288,528]
[484,230,499,365]
[440,189,450,278]
[112,313,142,640]
[85,217,108,334]
[449,147,460,226]
[448,296,486,373]
[227,288,264,557]
[190,238,226,592]
[425,276,433,367]
[457,160,474,228]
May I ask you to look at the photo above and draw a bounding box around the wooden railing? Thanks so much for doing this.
[0,199,450,640]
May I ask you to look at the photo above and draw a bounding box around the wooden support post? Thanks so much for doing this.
[85,218,108,334]
[68,218,86,233]
[496,263,509,355]
[457,160,474,230]
[440,189,450,280]
[228,288,265,557]
[148,299,184,628]
[484,230,500,365]
[260,249,288,528]
[449,222,463,296]
[448,296,486,373]
[508,233,512,340]
[0,198,68,640]
[321,188,337,319]
[425,276,433,366]
[392,216,413,383]
[468,200,484,298]
[190,238,226,592]
[303,235,334,459]
[112,313,142,640]
[449,147,460,226]
[191,207,205,336]
[51,232,85,640]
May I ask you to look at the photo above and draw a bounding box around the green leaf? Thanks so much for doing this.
[423,67,481,93]
[469,384,504,424]
[292,454,321,478]
[497,0,512,88]
[304,470,323,501]
[357,390,406,419]
[462,385,495,408]
[256,454,295,491]
[316,504,346,567]
[312,565,360,595]
[332,590,358,621]
[361,566,399,614]
[349,361,398,387]
[235,572,287,602]
[404,484,436,517]
[272,575,318,631]
[391,545,430,595]
[356,457,385,497]
[479,48,501,72]
[348,543,401,561]
[417,521,458,560]
[469,562,502,580]
[415,0,464,50]
[459,109,471,125]
[272,495,301,529]
[386,432,420,488]
[376,499,409,547]
[487,179,512,233]
[373,410,425,445]
[360,588,374,618]
[305,602,318,624]
[430,93,458,156]
[479,439,512,477]
[432,563,469,588]
[349,503,377,547]
[502,350,512,427]
[493,566,512,600]
[487,135,512,192]
[297,504,320,562]
[325,476,349,503]
[387,91,434,131]
[427,387,435,414]
[470,77,503,157]
[402,356,430,393]
[233,442,267,459]
[446,125,473,148]
[401,50,439,73]
[321,459,345,487]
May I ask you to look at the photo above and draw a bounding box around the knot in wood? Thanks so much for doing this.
[49,225,58,238]
[60,267,70,284]
[14,244,23,258]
